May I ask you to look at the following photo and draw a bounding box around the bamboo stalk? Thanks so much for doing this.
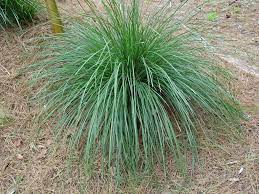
[45,0,64,33]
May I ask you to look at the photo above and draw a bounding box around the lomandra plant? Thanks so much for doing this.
[29,0,242,179]
[0,0,40,28]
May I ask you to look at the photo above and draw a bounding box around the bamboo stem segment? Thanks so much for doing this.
[45,0,64,33]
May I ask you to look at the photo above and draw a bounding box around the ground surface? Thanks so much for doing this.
[0,0,259,193]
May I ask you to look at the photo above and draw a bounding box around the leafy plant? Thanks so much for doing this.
[207,11,218,21]
[0,105,12,127]
[0,0,40,28]
[233,6,241,14]
[28,0,242,179]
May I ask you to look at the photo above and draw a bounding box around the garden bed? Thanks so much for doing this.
[0,0,258,193]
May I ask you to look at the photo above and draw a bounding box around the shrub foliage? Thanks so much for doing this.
[0,0,40,28]
[29,0,242,178]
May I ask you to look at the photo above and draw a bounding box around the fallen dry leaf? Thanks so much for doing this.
[229,177,240,182]
[13,139,22,147]
[16,154,23,160]
[238,167,244,175]
[227,161,238,165]
[36,149,47,159]
[46,139,52,146]
[38,145,46,149]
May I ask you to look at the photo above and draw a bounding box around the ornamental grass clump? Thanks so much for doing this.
[0,0,40,28]
[29,0,242,178]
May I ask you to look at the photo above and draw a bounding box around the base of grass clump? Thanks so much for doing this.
[0,0,40,29]
[28,0,243,180]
